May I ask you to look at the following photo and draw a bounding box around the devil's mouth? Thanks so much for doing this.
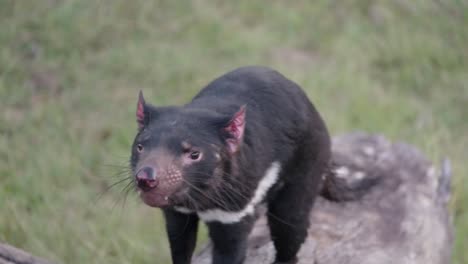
[138,185,188,208]
[139,190,171,207]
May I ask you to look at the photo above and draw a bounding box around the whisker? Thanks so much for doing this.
[181,179,227,210]
[102,163,131,169]
[266,211,297,229]
[94,175,133,204]
[120,180,137,210]
[183,176,249,211]
[111,180,136,213]
[190,170,252,201]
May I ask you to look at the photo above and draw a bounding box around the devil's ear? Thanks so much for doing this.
[136,91,149,130]
[224,105,246,154]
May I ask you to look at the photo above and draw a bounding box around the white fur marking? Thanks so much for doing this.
[197,162,281,224]
[174,206,194,214]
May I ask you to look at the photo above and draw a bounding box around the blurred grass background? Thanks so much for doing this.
[0,0,467,263]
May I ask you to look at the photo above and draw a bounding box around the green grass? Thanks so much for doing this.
[0,1,467,263]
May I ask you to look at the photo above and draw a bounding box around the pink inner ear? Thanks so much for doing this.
[136,91,145,128]
[225,106,246,153]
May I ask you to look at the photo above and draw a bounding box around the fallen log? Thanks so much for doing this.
[193,133,453,264]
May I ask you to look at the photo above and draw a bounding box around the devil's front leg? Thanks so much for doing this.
[163,209,199,264]
[206,215,255,264]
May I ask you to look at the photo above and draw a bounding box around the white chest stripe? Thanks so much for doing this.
[175,162,281,224]
[173,206,193,214]
[174,162,281,223]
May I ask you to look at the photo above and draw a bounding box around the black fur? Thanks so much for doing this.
[130,66,331,264]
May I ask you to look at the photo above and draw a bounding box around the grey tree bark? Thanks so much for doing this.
[0,133,453,264]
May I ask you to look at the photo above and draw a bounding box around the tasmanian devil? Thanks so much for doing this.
[130,66,334,264]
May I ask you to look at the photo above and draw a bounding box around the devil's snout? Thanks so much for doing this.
[136,166,159,192]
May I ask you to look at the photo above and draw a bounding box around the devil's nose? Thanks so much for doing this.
[136,167,155,180]
[136,167,159,190]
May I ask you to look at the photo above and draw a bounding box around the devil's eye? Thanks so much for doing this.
[136,144,144,152]
[190,151,201,160]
